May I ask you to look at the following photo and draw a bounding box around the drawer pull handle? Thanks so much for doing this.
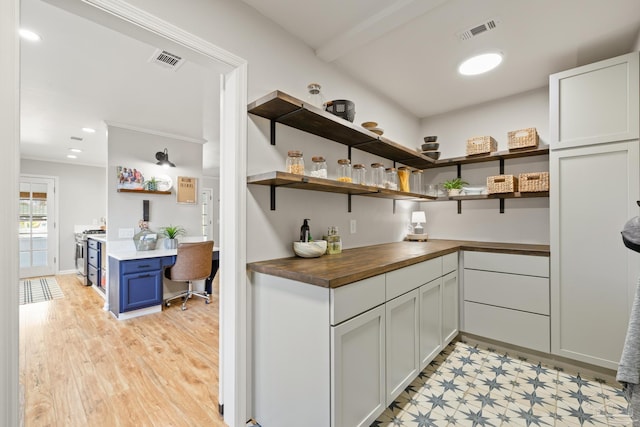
[138,264,150,268]
[139,274,150,278]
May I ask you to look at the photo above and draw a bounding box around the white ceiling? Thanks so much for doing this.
[19,0,640,169]
[241,0,640,117]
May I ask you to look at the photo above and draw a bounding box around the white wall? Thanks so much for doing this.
[419,88,550,244]
[20,159,107,272]
[107,125,204,239]
[202,176,220,245]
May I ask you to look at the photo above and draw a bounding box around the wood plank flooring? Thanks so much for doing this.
[19,274,226,427]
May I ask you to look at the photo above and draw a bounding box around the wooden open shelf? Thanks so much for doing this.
[117,189,172,195]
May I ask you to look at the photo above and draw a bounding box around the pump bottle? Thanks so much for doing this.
[300,219,311,242]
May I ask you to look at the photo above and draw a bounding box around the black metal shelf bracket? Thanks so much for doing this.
[270,185,276,210]
[268,107,305,146]
[499,159,505,214]
[457,164,462,214]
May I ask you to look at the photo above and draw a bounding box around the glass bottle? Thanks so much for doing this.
[411,169,423,194]
[385,167,398,190]
[326,226,342,254]
[306,83,325,109]
[352,164,366,185]
[370,163,385,187]
[336,159,352,183]
[286,150,305,175]
[397,166,410,192]
[309,156,327,178]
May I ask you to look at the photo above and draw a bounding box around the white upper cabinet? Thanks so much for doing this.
[549,51,639,150]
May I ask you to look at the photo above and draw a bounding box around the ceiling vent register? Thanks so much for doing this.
[148,49,185,71]
[457,17,500,41]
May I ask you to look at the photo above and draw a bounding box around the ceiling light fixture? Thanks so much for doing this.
[82,127,96,133]
[458,52,503,76]
[69,148,82,153]
[155,148,176,168]
[19,29,42,42]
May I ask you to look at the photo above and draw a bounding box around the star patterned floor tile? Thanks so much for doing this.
[373,341,632,426]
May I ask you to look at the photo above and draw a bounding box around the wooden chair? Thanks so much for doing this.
[164,241,214,311]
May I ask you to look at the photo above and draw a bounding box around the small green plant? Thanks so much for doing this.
[160,224,186,239]
[144,177,158,191]
[442,177,469,190]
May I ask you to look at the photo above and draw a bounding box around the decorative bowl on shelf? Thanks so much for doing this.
[421,142,439,151]
[462,186,487,195]
[293,240,327,258]
[424,135,438,142]
[423,151,441,160]
[361,121,378,129]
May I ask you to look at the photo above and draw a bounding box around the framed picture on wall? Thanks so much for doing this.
[176,176,197,204]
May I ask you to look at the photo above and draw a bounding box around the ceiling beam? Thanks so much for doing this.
[315,0,448,62]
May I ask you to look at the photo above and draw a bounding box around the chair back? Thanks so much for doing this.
[167,241,214,281]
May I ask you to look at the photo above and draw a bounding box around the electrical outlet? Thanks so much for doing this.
[119,228,134,238]
[350,219,356,234]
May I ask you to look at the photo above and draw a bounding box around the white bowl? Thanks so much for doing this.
[462,186,486,195]
[293,240,327,258]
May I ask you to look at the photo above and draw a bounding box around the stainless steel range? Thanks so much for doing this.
[74,229,105,284]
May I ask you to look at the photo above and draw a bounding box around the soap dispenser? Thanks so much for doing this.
[300,219,311,242]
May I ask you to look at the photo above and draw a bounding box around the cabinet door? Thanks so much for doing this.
[385,288,419,405]
[442,270,458,347]
[419,279,441,370]
[331,305,385,427]
[120,270,163,312]
[549,52,639,149]
[551,141,640,369]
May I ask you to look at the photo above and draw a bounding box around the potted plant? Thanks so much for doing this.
[160,224,185,249]
[442,177,468,196]
[144,177,158,191]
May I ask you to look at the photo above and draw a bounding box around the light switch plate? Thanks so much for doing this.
[350,219,356,234]
[119,228,134,238]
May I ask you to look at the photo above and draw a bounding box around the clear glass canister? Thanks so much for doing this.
[306,83,325,108]
[385,167,398,190]
[309,156,327,178]
[412,169,423,194]
[397,166,410,192]
[370,163,385,187]
[337,159,352,183]
[352,164,366,185]
[286,150,305,175]
[326,226,342,254]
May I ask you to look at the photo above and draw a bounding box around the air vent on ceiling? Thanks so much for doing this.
[70,136,83,141]
[148,49,185,71]
[457,17,501,41]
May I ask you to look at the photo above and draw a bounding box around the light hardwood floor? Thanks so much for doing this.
[19,274,226,427]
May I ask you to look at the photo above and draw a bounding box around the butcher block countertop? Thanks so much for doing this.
[247,239,550,289]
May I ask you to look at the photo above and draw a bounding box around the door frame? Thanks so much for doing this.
[19,174,59,278]
[2,1,249,425]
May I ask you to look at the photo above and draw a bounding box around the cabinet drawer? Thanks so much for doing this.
[464,251,549,277]
[87,248,99,268]
[464,301,550,353]
[442,252,458,275]
[121,258,163,274]
[88,265,98,285]
[88,239,99,250]
[464,269,549,315]
[331,275,385,326]
[386,257,441,300]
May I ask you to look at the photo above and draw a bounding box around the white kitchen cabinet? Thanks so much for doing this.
[419,279,441,370]
[462,251,550,353]
[385,289,419,405]
[549,51,639,150]
[550,141,640,368]
[331,305,386,427]
[442,270,459,346]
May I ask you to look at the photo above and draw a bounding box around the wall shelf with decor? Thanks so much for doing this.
[116,189,172,195]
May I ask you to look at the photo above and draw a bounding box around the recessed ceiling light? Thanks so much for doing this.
[82,127,96,133]
[19,29,42,42]
[458,52,503,76]
[66,154,77,159]
[69,148,82,153]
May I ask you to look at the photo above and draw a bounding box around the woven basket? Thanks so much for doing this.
[508,128,539,150]
[466,136,497,156]
[487,175,518,194]
[518,172,549,192]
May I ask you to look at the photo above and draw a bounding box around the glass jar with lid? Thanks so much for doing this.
[370,163,385,187]
[352,164,366,185]
[397,166,410,192]
[336,159,352,183]
[306,83,325,109]
[385,167,398,190]
[309,156,327,178]
[286,150,305,175]
[411,169,423,194]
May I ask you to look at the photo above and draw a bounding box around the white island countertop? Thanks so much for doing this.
[107,236,219,261]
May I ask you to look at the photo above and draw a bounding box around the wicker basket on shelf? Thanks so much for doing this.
[487,175,518,194]
[518,172,549,192]
[466,136,497,156]
[507,128,539,150]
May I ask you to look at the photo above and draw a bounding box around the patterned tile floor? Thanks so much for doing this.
[372,341,632,426]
